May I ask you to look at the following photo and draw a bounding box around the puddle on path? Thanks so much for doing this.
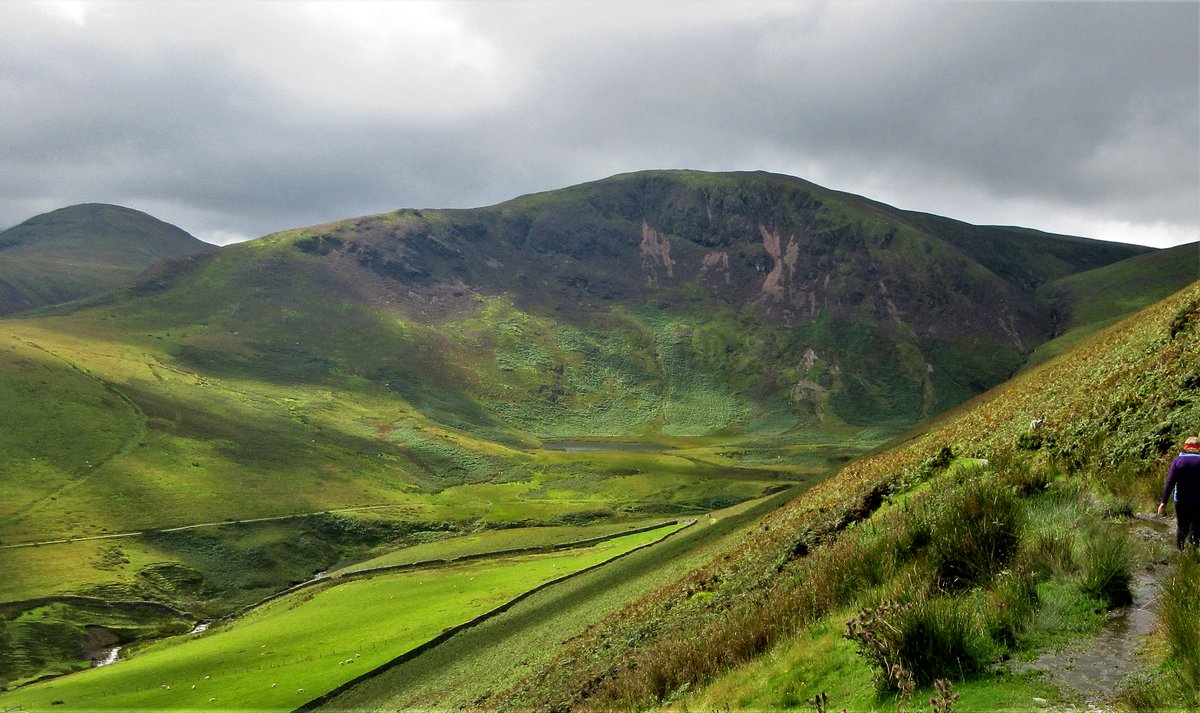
[1013,571,1160,697]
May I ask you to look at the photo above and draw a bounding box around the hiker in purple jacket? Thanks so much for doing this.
[1158,436,1200,549]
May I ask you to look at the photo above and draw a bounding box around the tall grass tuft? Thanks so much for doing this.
[929,478,1023,590]
[1160,551,1200,703]
[1079,525,1134,608]
[986,566,1039,645]
[993,451,1057,496]
[1019,529,1077,578]
[1115,671,1174,713]
[844,596,993,691]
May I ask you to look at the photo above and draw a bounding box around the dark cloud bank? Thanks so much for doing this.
[0,1,1196,248]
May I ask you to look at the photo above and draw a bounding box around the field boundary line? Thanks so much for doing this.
[0,595,190,620]
[291,518,697,713]
[213,519,686,625]
[332,518,688,577]
[0,504,394,549]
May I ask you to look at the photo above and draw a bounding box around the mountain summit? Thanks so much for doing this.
[0,203,211,315]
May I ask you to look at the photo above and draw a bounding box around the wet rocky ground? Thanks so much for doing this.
[1011,514,1174,712]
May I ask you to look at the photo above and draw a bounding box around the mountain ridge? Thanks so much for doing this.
[88,170,1162,439]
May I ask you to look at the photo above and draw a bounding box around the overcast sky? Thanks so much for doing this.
[1,1,1197,248]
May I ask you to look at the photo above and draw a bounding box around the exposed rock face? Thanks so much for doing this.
[640,222,675,284]
[699,250,731,285]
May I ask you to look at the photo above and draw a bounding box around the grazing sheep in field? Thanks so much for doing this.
[271,683,277,688]
[209,698,216,703]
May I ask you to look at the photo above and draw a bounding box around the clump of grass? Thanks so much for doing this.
[1078,525,1134,608]
[1159,551,1200,703]
[1019,529,1077,578]
[1115,670,1175,713]
[993,451,1057,496]
[985,566,1039,646]
[844,596,993,691]
[928,477,1023,591]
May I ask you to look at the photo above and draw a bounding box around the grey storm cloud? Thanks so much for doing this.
[0,1,1196,248]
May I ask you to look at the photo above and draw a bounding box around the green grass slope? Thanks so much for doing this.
[0,171,1174,697]
[0,204,212,316]
[1051,241,1198,327]
[475,280,1200,711]
[0,524,683,711]
[1025,241,1199,367]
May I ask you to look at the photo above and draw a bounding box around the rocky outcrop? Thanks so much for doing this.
[640,222,674,285]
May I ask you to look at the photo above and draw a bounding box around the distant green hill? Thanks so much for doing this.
[0,171,1162,549]
[0,203,212,315]
[1024,241,1199,367]
[106,170,1153,433]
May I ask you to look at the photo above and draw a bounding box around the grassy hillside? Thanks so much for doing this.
[1025,241,1199,367]
[470,280,1200,711]
[0,204,212,315]
[0,171,1172,696]
[0,523,685,708]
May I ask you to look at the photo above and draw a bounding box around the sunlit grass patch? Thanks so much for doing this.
[0,524,684,711]
[332,519,671,574]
